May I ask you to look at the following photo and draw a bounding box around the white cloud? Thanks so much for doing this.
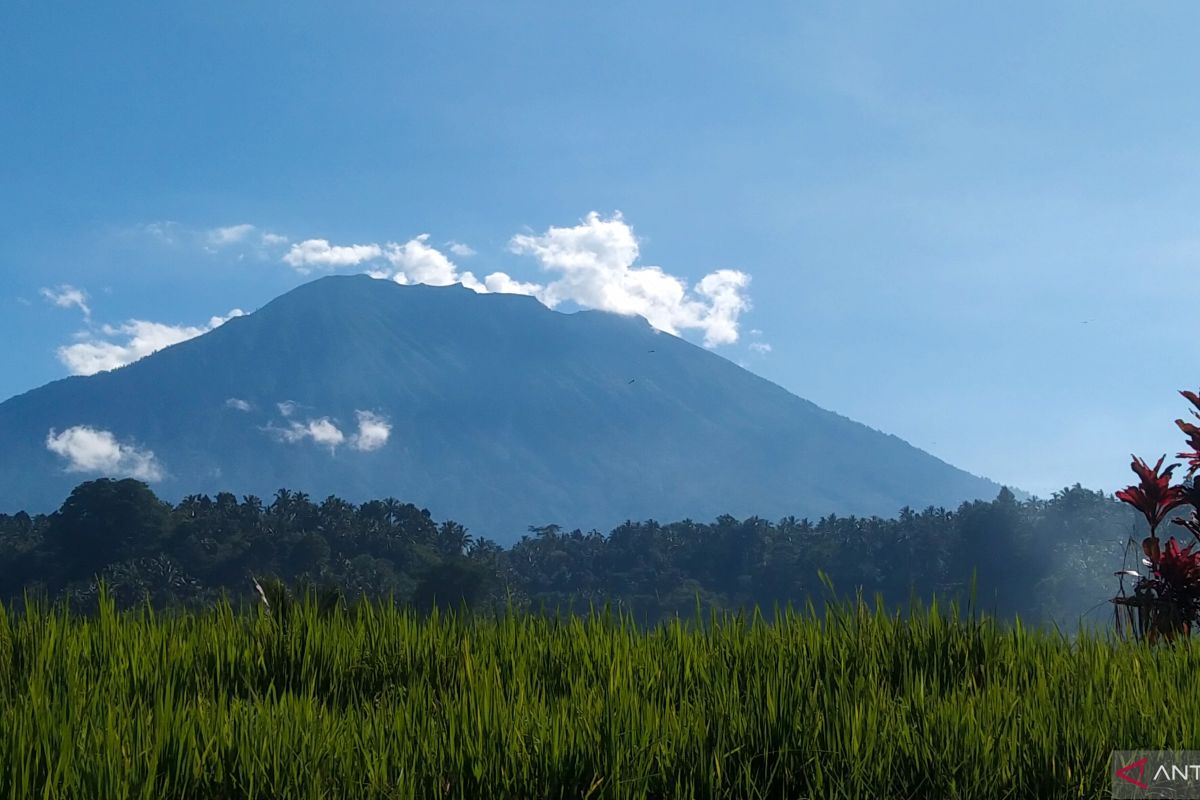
[483,272,544,296]
[271,417,346,451]
[372,234,486,292]
[509,212,752,347]
[131,220,288,258]
[266,408,389,453]
[56,309,246,376]
[693,270,752,346]
[282,239,383,272]
[384,234,464,286]
[40,284,91,320]
[305,419,345,448]
[45,426,165,482]
[141,221,181,245]
[277,232,491,294]
[749,342,773,354]
[349,410,391,452]
[309,234,486,293]
[267,214,754,346]
[207,224,256,247]
[225,398,253,411]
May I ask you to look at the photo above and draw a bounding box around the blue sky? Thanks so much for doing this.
[3,2,1198,501]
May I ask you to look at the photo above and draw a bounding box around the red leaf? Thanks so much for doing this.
[1116,454,1188,535]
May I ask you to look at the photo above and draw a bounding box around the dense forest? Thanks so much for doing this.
[0,478,1146,627]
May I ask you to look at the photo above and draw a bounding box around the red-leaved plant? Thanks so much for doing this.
[1113,389,1200,642]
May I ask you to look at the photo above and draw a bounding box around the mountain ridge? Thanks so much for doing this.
[0,275,1018,541]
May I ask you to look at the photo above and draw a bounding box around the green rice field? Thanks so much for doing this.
[0,591,1194,799]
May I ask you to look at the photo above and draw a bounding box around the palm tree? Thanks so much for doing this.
[436,521,474,557]
[381,497,410,537]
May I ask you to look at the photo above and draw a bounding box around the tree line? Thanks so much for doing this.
[0,478,1144,626]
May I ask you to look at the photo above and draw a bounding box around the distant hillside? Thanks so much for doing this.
[0,275,1014,542]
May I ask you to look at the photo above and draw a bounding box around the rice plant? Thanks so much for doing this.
[0,587,1191,799]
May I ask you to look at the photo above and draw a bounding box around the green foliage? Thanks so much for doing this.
[0,479,1141,627]
[412,557,495,612]
[0,591,1181,798]
[43,478,172,585]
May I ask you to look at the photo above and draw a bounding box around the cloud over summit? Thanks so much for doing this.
[508,212,751,347]
[276,212,753,347]
[381,234,485,291]
[283,240,383,271]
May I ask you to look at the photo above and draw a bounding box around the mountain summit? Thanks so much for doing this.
[1,275,1008,541]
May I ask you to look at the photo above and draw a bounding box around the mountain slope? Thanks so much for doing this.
[0,275,1010,541]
